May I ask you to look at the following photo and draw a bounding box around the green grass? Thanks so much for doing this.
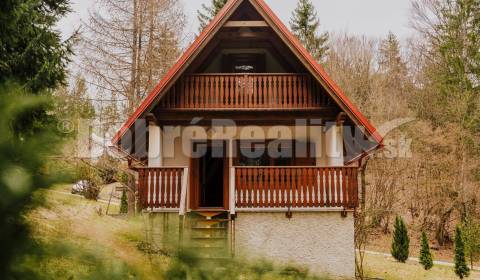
[364,253,480,280]
[25,184,476,280]
[23,185,170,279]
[24,185,328,280]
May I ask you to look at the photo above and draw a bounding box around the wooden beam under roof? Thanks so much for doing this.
[153,108,340,126]
[224,20,268,27]
[218,31,270,39]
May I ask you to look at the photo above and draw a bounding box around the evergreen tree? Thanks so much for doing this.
[462,217,480,270]
[391,216,410,263]
[412,0,480,132]
[455,226,471,279]
[419,232,434,270]
[0,84,64,277]
[0,0,75,138]
[120,189,128,214]
[0,0,74,93]
[0,1,73,277]
[378,32,407,86]
[198,0,228,31]
[290,0,329,62]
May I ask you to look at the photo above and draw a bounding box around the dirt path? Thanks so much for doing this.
[48,190,120,205]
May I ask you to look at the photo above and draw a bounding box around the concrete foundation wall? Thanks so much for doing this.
[234,212,355,279]
[146,212,181,251]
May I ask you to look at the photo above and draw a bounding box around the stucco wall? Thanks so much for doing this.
[234,212,355,279]
[157,125,338,167]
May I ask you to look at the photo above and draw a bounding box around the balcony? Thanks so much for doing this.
[232,166,358,211]
[158,74,332,110]
[136,166,359,214]
[137,168,188,213]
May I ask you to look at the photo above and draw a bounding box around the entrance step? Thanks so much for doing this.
[195,211,225,220]
[184,211,231,260]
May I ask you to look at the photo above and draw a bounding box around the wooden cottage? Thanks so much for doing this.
[112,0,383,278]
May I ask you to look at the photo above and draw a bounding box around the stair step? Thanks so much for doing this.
[191,226,227,230]
[187,244,226,249]
[183,211,231,260]
[189,238,227,248]
[198,253,229,259]
[191,236,227,240]
[193,219,230,223]
[194,220,228,227]
[194,211,226,220]
[195,249,230,259]
[191,233,228,239]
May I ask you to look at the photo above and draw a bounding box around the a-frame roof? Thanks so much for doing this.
[112,0,383,158]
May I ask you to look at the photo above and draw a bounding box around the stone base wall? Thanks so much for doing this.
[234,212,355,279]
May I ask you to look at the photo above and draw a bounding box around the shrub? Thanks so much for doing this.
[96,155,122,184]
[391,216,409,263]
[83,183,100,200]
[462,217,480,269]
[419,232,433,270]
[454,226,470,279]
[120,190,128,214]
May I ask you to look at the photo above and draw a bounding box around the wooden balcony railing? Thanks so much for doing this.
[137,167,188,214]
[231,167,358,211]
[159,74,331,109]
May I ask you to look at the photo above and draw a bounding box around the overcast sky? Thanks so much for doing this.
[59,0,414,42]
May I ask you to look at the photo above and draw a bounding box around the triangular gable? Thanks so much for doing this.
[112,0,383,159]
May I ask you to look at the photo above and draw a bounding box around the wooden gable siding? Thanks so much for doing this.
[112,0,383,160]
[157,73,335,110]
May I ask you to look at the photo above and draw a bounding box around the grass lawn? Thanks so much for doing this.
[23,184,480,280]
[25,185,171,279]
[364,253,480,280]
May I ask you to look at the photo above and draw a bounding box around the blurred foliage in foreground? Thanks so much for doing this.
[165,250,329,280]
[0,82,64,278]
[21,187,332,280]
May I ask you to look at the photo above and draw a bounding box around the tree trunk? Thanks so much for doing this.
[127,174,136,216]
[355,157,370,280]
[129,0,139,114]
[436,207,453,246]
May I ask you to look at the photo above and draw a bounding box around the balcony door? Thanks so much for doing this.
[190,141,229,210]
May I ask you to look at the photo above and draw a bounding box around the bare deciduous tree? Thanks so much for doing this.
[81,0,186,116]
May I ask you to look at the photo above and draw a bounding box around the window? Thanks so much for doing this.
[222,53,266,73]
[234,140,316,166]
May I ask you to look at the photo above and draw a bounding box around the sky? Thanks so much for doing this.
[59,0,414,42]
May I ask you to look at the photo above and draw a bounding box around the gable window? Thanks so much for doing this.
[222,53,266,73]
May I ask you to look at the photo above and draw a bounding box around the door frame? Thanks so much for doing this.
[189,140,230,211]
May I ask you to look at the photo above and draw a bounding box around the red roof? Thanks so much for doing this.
[112,0,383,152]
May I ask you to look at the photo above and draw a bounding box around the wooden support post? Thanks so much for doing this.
[179,167,189,216]
[148,122,163,168]
[230,167,236,216]
[326,124,344,167]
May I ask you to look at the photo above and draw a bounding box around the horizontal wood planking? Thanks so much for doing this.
[159,74,331,110]
[138,168,184,210]
[234,167,358,209]
[223,20,268,27]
